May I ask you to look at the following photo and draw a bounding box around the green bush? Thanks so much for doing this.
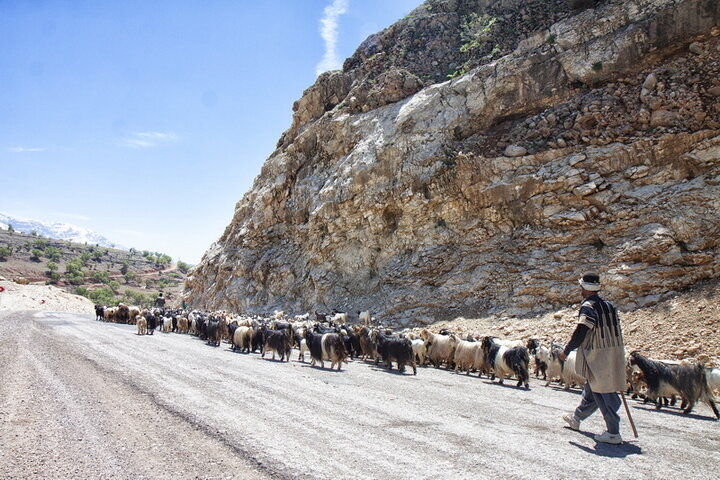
[459,13,497,54]
[75,286,89,297]
[30,248,43,261]
[122,289,149,307]
[88,287,116,305]
[44,246,61,262]
[123,272,137,284]
[65,259,84,276]
[47,261,59,272]
[177,261,191,274]
[108,280,121,294]
[48,272,61,283]
[67,274,85,286]
[0,247,12,260]
[90,270,110,284]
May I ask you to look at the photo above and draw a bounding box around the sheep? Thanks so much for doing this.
[411,338,427,366]
[163,316,173,333]
[482,336,530,388]
[629,351,719,418]
[232,326,253,353]
[421,329,458,369]
[331,311,348,324]
[707,367,720,395]
[358,311,371,326]
[454,339,481,375]
[136,316,147,335]
[354,326,377,361]
[560,351,586,390]
[128,305,141,325]
[177,316,189,334]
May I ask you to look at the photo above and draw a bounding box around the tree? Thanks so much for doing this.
[44,246,61,262]
[47,261,59,273]
[177,261,191,274]
[107,280,121,294]
[0,247,11,260]
[123,271,137,284]
[30,248,43,261]
[7,224,14,232]
[120,260,129,275]
[87,287,115,306]
[90,270,110,284]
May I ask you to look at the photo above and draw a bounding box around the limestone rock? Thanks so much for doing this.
[504,144,527,157]
[185,0,720,325]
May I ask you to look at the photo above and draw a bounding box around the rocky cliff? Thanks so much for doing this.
[185,0,720,325]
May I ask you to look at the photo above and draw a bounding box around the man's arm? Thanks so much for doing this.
[560,323,589,361]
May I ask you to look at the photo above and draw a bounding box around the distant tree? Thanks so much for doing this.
[88,287,115,306]
[177,261,191,274]
[34,239,48,249]
[7,224,14,233]
[30,230,37,236]
[129,247,137,255]
[155,254,172,266]
[47,261,59,273]
[65,259,84,276]
[142,250,151,258]
[123,271,137,284]
[90,270,110,284]
[74,286,89,297]
[107,280,121,294]
[92,250,103,262]
[66,274,85,285]
[44,246,61,262]
[80,252,91,266]
[120,260,129,275]
[0,246,11,260]
[30,248,43,261]
[48,272,61,283]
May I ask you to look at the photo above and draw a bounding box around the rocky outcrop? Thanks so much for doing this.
[185,0,720,325]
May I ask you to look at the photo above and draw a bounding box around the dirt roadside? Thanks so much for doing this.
[0,310,269,480]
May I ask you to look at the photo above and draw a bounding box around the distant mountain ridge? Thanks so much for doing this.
[0,212,123,250]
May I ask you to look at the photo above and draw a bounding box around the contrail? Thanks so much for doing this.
[316,0,349,75]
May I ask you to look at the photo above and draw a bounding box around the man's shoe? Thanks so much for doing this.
[594,431,623,444]
[563,413,580,431]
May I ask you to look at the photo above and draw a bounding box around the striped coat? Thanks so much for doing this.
[575,294,626,393]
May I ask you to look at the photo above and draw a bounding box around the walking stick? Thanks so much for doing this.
[620,392,639,438]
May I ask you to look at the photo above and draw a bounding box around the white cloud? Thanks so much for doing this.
[8,146,46,153]
[315,0,350,75]
[118,131,178,149]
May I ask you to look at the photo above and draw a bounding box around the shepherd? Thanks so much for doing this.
[560,272,627,444]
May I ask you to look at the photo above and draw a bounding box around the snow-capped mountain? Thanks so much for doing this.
[0,212,124,249]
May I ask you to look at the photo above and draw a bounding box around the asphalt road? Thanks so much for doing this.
[1,311,718,480]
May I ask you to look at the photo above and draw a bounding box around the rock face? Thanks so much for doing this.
[185,0,720,324]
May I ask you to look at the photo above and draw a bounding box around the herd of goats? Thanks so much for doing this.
[94,304,720,420]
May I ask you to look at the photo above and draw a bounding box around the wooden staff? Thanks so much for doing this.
[620,392,639,438]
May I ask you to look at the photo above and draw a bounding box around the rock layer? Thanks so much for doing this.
[185,0,720,325]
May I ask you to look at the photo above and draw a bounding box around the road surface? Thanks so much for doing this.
[0,310,717,479]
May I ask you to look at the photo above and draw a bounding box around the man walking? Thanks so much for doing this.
[561,272,626,444]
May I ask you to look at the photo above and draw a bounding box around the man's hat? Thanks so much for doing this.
[578,272,601,291]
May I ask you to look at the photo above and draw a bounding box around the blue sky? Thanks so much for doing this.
[1,0,422,264]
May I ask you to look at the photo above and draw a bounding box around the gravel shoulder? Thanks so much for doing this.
[1,310,718,480]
